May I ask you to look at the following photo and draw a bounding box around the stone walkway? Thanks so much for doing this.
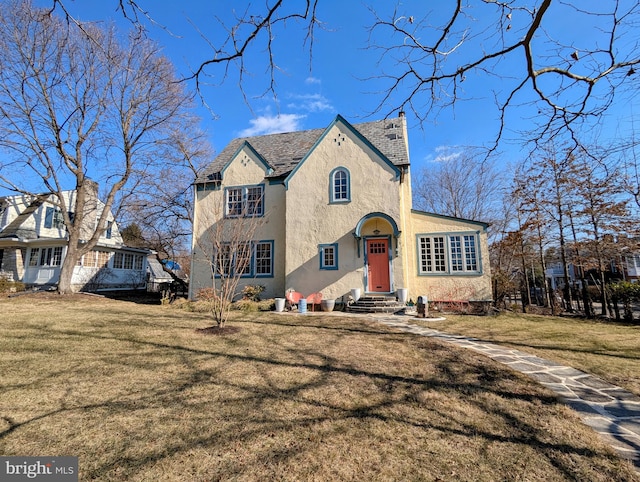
[358,312,640,472]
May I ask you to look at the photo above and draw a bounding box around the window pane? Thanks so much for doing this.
[450,236,463,271]
[82,251,97,268]
[333,170,348,200]
[464,235,478,271]
[124,253,133,270]
[235,243,252,275]
[246,187,264,216]
[53,209,65,229]
[419,237,431,273]
[134,255,144,270]
[226,188,243,216]
[433,237,446,272]
[255,242,272,275]
[44,207,53,229]
[51,247,63,266]
[216,245,232,276]
[324,246,335,267]
[97,251,111,267]
[40,247,52,266]
[113,252,124,269]
[29,249,40,267]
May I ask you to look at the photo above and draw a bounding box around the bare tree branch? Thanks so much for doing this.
[366,0,640,150]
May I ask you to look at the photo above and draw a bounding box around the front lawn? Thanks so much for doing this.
[0,294,637,481]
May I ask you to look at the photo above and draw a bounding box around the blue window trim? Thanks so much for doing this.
[224,184,265,218]
[196,182,220,192]
[213,240,275,278]
[254,240,275,278]
[319,243,339,270]
[415,231,483,276]
[329,167,350,204]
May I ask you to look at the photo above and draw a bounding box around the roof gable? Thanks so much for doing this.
[219,141,274,179]
[283,115,403,189]
[195,114,409,185]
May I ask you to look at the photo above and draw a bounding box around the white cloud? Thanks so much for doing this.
[305,76,321,85]
[425,145,462,163]
[239,114,305,137]
[287,93,334,113]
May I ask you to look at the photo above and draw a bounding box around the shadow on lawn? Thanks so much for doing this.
[0,321,632,481]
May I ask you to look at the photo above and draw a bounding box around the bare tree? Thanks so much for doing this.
[192,198,268,328]
[0,1,202,293]
[118,125,213,260]
[516,145,578,311]
[48,0,321,110]
[513,178,555,313]
[414,150,503,223]
[573,153,629,316]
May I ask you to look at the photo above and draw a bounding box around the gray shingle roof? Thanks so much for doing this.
[195,115,409,184]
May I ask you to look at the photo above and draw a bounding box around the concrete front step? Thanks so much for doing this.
[347,295,405,314]
[348,305,406,314]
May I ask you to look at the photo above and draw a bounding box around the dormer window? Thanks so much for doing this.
[330,167,350,203]
[44,207,65,229]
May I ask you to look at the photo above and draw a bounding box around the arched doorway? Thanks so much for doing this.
[353,212,401,294]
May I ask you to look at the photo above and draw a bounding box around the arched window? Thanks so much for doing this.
[330,167,350,203]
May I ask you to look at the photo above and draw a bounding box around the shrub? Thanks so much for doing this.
[0,275,25,293]
[607,281,640,323]
[231,298,275,312]
[197,287,219,302]
[232,299,259,312]
[242,284,265,302]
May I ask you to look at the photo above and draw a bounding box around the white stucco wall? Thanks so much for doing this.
[284,122,405,300]
[190,147,286,300]
[404,211,493,302]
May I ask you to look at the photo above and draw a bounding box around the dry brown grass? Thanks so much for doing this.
[0,293,637,481]
[424,311,640,398]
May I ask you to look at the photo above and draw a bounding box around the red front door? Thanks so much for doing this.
[367,238,390,292]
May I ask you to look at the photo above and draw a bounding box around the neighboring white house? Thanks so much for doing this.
[190,114,493,309]
[0,184,148,292]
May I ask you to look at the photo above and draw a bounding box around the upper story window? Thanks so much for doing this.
[330,167,350,203]
[418,233,481,275]
[105,221,113,239]
[225,185,264,218]
[44,207,65,229]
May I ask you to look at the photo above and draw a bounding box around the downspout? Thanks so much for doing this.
[188,183,198,300]
[399,111,411,296]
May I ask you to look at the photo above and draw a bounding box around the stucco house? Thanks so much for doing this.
[190,114,492,310]
[0,185,149,292]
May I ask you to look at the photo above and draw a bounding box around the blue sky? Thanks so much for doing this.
[24,1,640,179]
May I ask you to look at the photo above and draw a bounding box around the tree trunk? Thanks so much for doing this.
[612,298,621,322]
[57,227,83,294]
[57,244,77,294]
